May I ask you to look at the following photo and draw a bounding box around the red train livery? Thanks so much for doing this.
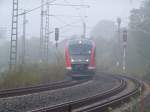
[65,38,96,78]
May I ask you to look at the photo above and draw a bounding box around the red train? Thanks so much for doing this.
[65,38,96,78]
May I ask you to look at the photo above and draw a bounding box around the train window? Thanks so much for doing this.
[69,44,92,55]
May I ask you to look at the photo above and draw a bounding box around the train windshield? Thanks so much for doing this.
[69,44,92,55]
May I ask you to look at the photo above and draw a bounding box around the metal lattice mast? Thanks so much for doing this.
[10,0,19,70]
[44,0,50,63]
[40,0,44,61]
[22,10,27,66]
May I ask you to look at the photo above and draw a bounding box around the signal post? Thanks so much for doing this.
[122,28,127,73]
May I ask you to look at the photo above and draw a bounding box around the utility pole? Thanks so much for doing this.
[122,28,127,73]
[116,18,122,68]
[40,0,44,62]
[10,0,19,71]
[21,10,27,67]
[44,0,50,64]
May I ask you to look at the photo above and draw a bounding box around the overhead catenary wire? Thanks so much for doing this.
[18,0,57,16]
[47,12,91,36]
[18,1,89,16]
[48,14,87,28]
[49,14,87,18]
[64,0,85,22]
[48,19,82,34]
[17,0,89,36]
[48,3,89,7]
[64,0,88,37]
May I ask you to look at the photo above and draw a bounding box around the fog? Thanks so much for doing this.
[0,0,140,38]
[0,0,145,74]
[1,1,150,111]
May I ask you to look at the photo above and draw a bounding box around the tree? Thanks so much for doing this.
[127,0,150,73]
[91,20,118,72]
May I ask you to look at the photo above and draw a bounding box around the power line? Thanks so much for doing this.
[53,15,71,25]
[49,14,88,18]
[48,14,88,34]
[18,1,89,16]
[60,20,82,29]
[18,0,57,16]
[64,0,84,22]
[49,14,85,26]
[49,3,90,7]
[48,20,82,35]
[64,0,88,37]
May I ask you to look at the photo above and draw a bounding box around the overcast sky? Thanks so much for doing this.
[0,0,141,40]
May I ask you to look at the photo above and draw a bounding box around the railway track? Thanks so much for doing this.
[0,79,89,98]
[30,75,143,112]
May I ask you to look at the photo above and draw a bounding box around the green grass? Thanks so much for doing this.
[0,62,66,90]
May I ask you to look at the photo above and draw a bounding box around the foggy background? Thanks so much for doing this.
[1,1,150,111]
[0,0,144,74]
[0,0,140,38]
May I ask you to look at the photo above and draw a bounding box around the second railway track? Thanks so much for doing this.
[0,79,89,98]
[30,74,143,112]
[0,74,117,112]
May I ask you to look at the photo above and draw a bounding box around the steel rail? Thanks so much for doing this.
[76,76,143,112]
[30,75,127,112]
[0,79,88,98]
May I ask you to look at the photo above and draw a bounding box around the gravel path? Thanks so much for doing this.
[0,73,118,112]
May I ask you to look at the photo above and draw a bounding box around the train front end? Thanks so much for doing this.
[65,39,96,78]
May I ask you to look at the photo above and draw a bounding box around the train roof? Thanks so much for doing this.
[67,38,94,46]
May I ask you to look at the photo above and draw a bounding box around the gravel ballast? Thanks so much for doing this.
[0,73,118,112]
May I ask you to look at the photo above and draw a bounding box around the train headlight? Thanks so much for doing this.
[86,59,89,62]
[71,59,74,62]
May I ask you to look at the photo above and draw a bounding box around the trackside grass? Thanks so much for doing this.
[0,62,66,90]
